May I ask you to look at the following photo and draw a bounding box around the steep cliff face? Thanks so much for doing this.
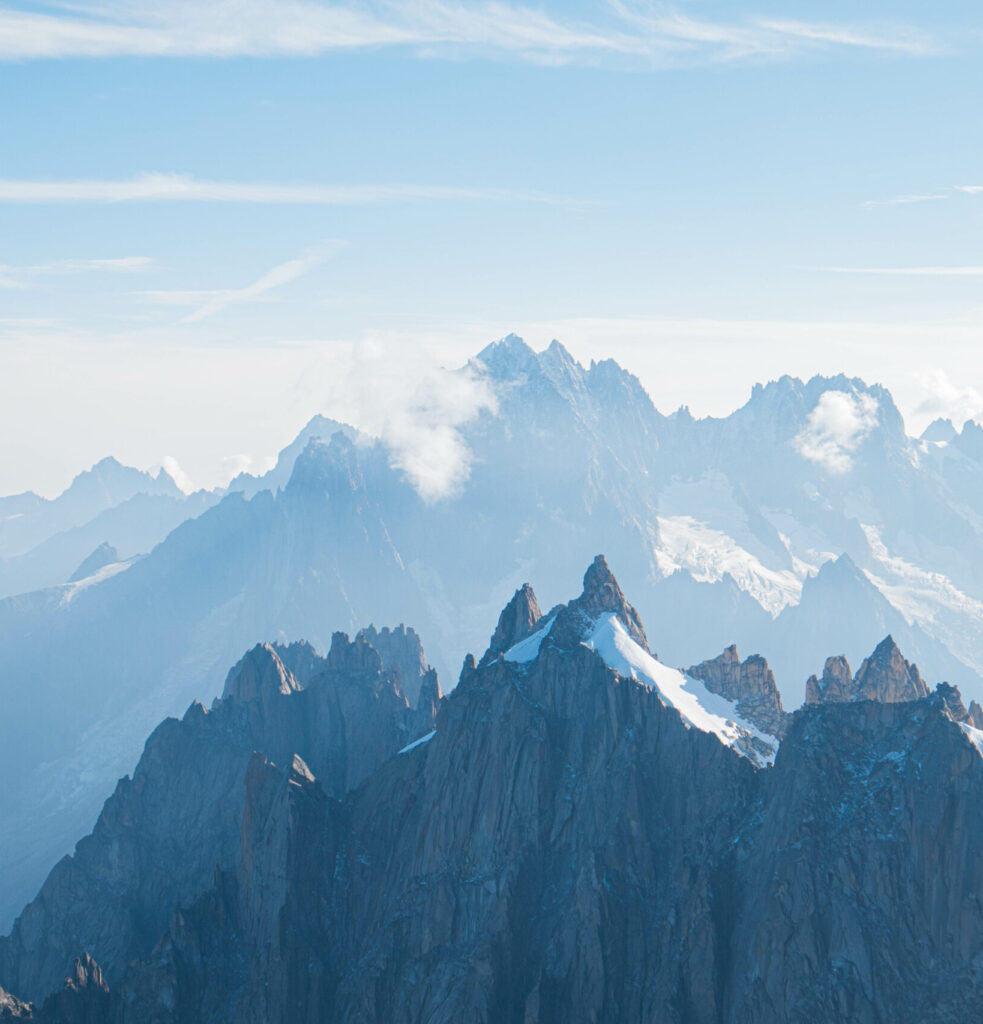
[727,693,983,1023]
[0,631,436,1005]
[6,559,983,1023]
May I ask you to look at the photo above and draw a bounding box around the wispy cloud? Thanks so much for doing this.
[753,18,934,56]
[956,186,983,195]
[0,172,582,206]
[863,192,951,208]
[0,255,154,288]
[914,368,983,428]
[179,240,344,323]
[0,0,939,66]
[806,265,983,277]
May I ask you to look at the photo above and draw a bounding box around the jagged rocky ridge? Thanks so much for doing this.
[5,558,983,1022]
[0,627,438,1006]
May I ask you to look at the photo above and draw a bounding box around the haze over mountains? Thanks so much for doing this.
[4,335,983,928]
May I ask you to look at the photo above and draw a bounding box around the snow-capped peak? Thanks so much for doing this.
[584,612,778,767]
[498,557,778,767]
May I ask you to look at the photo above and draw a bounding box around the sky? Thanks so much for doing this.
[1,0,982,496]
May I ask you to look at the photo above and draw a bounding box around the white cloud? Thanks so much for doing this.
[180,240,345,323]
[807,265,983,276]
[753,17,934,55]
[863,192,950,208]
[159,455,194,493]
[0,0,938,65]
[913,368,983,428]
[0,255,154,288]
[221,453,277,480]
[35,256,155,273]
[792,391,879,473]
[311,334,499,501]
[956,186,983,195]
[0,172,581,207]
[381,366,498,502]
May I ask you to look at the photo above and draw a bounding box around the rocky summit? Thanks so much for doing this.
[3,557,983,1022]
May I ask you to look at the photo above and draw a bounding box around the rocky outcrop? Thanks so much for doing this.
[0,956,109,1023]
[805,653,853,704]
[935,681,970,722]
[357,624,432,706]
[221,642,302,705]
[687,644,789,737]
[480,583,543,666]
[968,700,983,730]
[854,635,928,702]
[0,629,438,1005]
[35,955,109,1024]
[806,637,929,706]
[550,553,649,651]
[0,984,30,1019]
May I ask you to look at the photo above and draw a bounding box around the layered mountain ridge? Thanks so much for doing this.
[3,558,983,1022]
[6,336,983,930]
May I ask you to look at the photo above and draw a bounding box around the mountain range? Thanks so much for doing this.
[4,335,983,929]
[2,557,982,1022]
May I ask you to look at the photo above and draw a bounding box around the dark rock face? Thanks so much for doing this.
[480,583,543,666]
[550,553,648,651]
[0,630,437,1005]
[726,694,983,1023]
[7,561,983,1023]
[687,644,789,737]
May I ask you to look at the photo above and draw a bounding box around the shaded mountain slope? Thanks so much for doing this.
[6,560,983,1022]
[0,630,436,1004]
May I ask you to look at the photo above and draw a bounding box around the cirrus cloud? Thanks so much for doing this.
[0,1,939,65]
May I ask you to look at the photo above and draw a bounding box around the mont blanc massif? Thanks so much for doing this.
[3,336,983,1023]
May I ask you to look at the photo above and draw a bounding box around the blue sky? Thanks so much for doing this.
[1,1,982,494]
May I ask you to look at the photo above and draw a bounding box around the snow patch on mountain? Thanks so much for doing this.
[399,730,436,754]
[504,615,557,663]
[860,522,983,675]
[58,559,135,605]
[655,515,807,616]
[960,722,983,759]
[584,612,778,766]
